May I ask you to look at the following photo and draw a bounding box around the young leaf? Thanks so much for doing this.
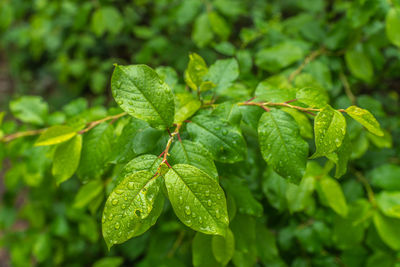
[102,171,164,248]
[169,140,219,180]
[185,53,208,91]
[345,106,383,136]
[164,164,229,236]
[296,87,329,108]
[187,115,246,163]
[386,7,400,47]
[174,99,201,124]
[212,228,235,266]
[52,135,82,185]
[111,64,175,129]
[258,109,308,184]
[77,123,113,181]
[192,232,221,267]
[311,105,346,158]
[35,125,77,146]
[317,176,348,217]
[205,58,239,92]
[373,211,400,250]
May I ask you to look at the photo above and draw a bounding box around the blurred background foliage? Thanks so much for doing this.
[1,0,400,266]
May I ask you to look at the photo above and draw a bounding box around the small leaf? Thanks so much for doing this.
[185,53,208,91]
[52,135,82,185]
[258,109,308,184]
[10,96,48,125]
[327,132,351,178]
[205,58,239,92]
[254,75,295,103]
[91,7,123,36]
[345,49,373,83]
[255,42,304,72]
[102,171,163,248]
[192,13,213,48]
[164,164,229,236]
[35,125,77,146]
[208,11,230,40]
[174,99,201,124]
[373,211,400,250]
[212,228,235,266]
[369,164,400,191]
[311,105,346,158]
[73,180,103,209]
[169,140,218,180]
[199,81,216,92]
[187,115,246,163]
[296,87,329,108]
[111,64,175,129]
[346,106,383,136]
[317,176,348,217]
[386,7,400,47]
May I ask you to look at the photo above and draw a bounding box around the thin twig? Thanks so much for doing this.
[1,112,127,143]
[355,171,376,208]
[339,72,356,105]
[288,47,326,83]
[167,231,185,258]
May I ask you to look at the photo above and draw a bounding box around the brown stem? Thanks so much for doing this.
[288,47,326,83]
[1,112,128,143]
[339,72,356,105]
[156,123,182,173]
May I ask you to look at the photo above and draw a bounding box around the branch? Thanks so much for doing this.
[1,112,128,143]
[239,100,346,115]
[288,47,326,83]
[156,123,182,172]
[339,72,356,105]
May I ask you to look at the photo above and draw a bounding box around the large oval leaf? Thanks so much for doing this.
[164,164,229,236]
[111,64,175,129]
[102,170,164,248]
[258,109,308,184]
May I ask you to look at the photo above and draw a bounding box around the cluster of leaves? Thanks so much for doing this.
[1,0,400,266]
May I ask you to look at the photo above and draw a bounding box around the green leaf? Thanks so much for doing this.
[296,87,329,108]
[311,105,346,158]
[221,176,263,217]
[164,164,229,236]
[281,108,313,139]
[327,132,351,178]
[35,125,77,146]
[73,180,103,209]
[174,99,201,124]
[345,49,373,83]
[386,7,400,47]
[373,211,400,250]
[205,58,239,93]
[230,214,257,267]
[262,166,288,212]
[346,106,383,136]
[369,164,400,191]
[52,135,82,185]
[376,191,400,219]
[317,176,348,217]
[258,109,308,184]
[192,13,213,48]
[111,64,175,129]
[10,96,48,125]
[91,7,123,36]
[93,257,124,267]
[33,233,51,262]
[254,75,295,103]
[169,140,218,180]
[119,154,162,184]
[208,12,230,40]
[212,228,235,266]
[77,123,113,181]
[255,223,281,265]
[192,232,221,267]
[102,170,163,248]
[286,172,315,213]
[185,53,208,91]
[187,115,246,163]
[255,42,304,72]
